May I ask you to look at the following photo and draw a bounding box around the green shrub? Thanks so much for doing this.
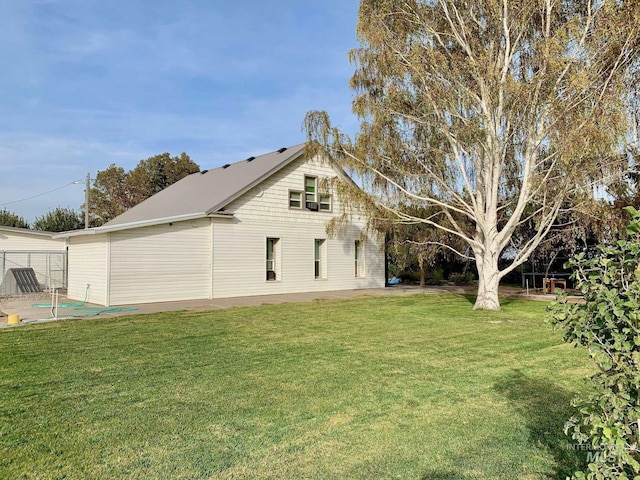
[427,267,445,285]
[448,272,474,284]
[549,206,640,479]
[398,270,421,283]
[394,268,445,285]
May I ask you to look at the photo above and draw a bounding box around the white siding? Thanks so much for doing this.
[211,156,385,298]
[0,229,66,251]
[65,154,385,306]
[67,235,108,305]
[108,219,211,305]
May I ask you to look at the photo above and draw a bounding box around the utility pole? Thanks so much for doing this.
[85,172,90,229]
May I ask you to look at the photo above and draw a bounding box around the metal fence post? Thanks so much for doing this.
[1,251,5,296]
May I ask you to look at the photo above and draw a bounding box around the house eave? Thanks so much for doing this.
[0,226,57,237]
[53,212,234,238]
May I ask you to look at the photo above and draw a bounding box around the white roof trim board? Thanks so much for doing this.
[54,212,234,238]
[54,144,307,238]
[0,226,57,237]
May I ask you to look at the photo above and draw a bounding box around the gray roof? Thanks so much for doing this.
[103,143,307,228]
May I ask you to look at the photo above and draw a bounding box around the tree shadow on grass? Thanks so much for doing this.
[494,370,588,479]
[462,294,476,305]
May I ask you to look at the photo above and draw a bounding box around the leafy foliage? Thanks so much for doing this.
[550,206,640,479]
[0,210,30,229]
[605,60,640,233]
[88,152,199,226]
[382,203,470,286]
[88,164,129,227]
[306,0,640,309]
[33,207,84,232]
[515,199,615,279]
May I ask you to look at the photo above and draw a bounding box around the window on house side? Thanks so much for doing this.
[305,176,317,203]
[289,191,302,209]
[314,239,326,279]
[355,240,361,277]
[266,238,279,281]
[319,194,332,212]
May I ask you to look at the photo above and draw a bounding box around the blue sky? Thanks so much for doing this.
[0,0,361,223]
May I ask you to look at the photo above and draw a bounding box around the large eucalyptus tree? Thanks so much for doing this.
[306,0,640,309]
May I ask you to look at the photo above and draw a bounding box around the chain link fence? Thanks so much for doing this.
[0,251,67,296]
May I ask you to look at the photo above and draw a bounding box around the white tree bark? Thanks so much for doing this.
[473,247,501,310]
[306,0,638,309]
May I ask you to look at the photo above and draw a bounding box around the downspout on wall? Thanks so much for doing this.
[105,233,111,307]
[209,218,215,300]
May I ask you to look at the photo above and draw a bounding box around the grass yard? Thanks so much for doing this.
[0,294,591,479]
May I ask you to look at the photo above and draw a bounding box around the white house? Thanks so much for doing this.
[56,144,386,306]
[0,226,68,294]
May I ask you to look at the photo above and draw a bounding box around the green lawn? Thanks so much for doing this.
[0,294,591,479]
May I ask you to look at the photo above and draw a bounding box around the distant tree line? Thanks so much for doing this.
[0,152,199,232]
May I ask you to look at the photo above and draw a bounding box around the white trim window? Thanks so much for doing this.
[319,194,332,212]
[314,239,327,279]
[305,176,317,203]
[266,237,280,281]
[354,240,362,277]
[289,191,303,209]
[289,176,332,212]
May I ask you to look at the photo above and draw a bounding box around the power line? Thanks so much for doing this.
[0,180,83,209]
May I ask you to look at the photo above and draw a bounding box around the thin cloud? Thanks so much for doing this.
[0,0,361,222]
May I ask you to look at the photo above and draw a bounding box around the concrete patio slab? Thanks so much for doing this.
[0,285,576,328]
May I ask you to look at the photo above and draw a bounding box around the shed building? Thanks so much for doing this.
[0,226,67,295]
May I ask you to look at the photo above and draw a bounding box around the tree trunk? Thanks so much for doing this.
[473,250,501,310]
[419,257,425,288]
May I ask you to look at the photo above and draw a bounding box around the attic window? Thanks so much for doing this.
[319,194,332,212]
[289,191,303,209]
[289,176,332,212]
[277,147,287,153]
[305,176,317,203]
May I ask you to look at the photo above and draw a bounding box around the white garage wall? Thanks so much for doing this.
[67,234,108,305]
[108,219,211,305]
